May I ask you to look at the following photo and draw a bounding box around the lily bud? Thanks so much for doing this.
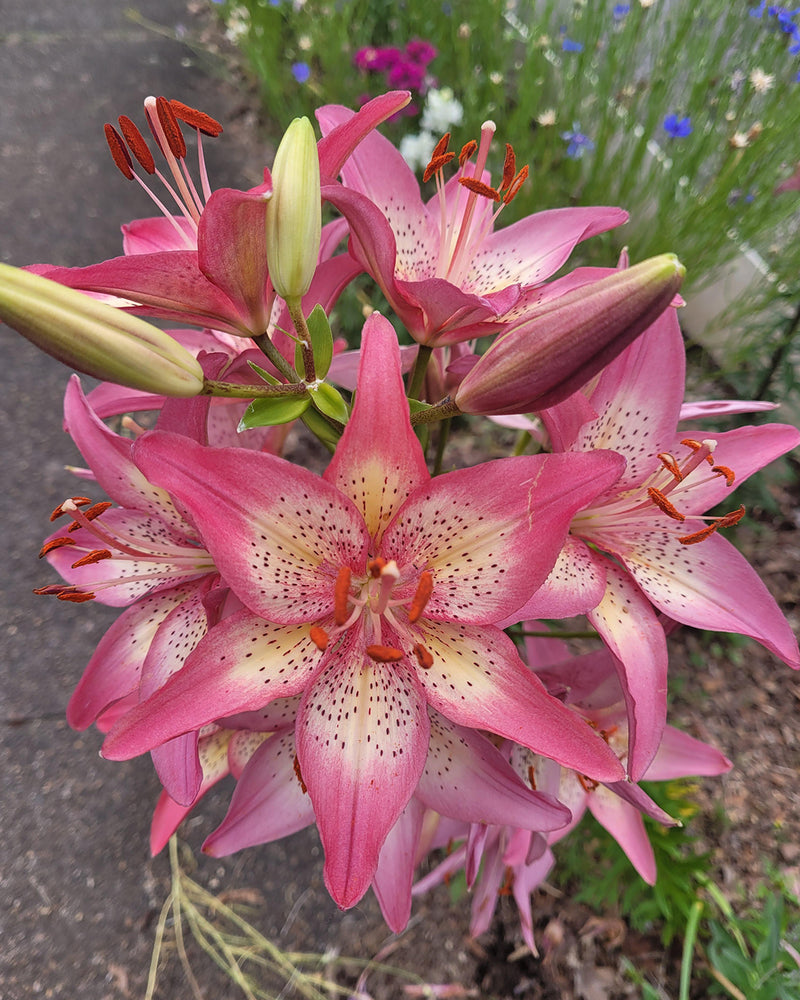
[0,264,204,396]
[455,253,686,415]
[265,116,322,303]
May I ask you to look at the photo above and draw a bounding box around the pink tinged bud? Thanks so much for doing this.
[265,116,322,302]
[454,254,686,416]
[0,264,204,396]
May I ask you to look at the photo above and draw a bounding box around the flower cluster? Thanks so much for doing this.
[354,38,437,111]
[2,87,798,947]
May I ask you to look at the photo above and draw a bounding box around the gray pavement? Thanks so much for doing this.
[0,3,377,996]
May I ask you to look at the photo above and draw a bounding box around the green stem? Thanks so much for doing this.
[432,417,451,476]
[287,297,316,383]
[252,332,300,383]
[202,378,308,399]
[407,343,433,399]
[513,430,532,456]
[410,396,462,426]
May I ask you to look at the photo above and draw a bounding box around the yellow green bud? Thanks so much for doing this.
[0,264,204,396]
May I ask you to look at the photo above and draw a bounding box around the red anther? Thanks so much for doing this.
[408,571,434,623]
[57,588,96,603]
[67,500,112,531]
[647,487,686,522]
[293,755,307,794]
[422,151,455,183]
[527,765,537,790]
[680,437,703,452]
[658,452,684,481]
[70,549,113,569]
[413,642,434,670]
[431,132,451,159]
[499,143,516,191]
[712,464,736,487]
[678,523,718,545]
[117,115,156,174]
[368,557,387,579]
[578,774,599,793]
[366,644,405,662]
[600,725,619,742]
[38,537,78,558]
[33,584,71,596]
[50,497,92,521]
[169,100,223,137]
[717,504,746,528]
[104,124,134,180]
[334,566,352,626]
[502,165,529,204]
[155,96,187,159]
[458,139,478,165]
[309,625,330,651]
[458,176,502,201]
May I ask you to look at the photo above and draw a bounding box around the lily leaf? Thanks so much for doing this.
[238,393,310,430]
[309,381,349,424]
[295,304,334,379]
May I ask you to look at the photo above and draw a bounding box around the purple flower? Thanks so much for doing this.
[388,59,426,91]
[663,113,692,138]
[292,61,311,84]
[353,46,402,72]
[613,4,630,20]
[561,124,594,158]
[562,36,583,52]
[405,38,437,66]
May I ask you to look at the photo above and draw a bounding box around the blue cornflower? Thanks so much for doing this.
[292,61,311,83]
[561,124,594,159]
[562,36,583,52]
[663,113,692,138]
[749,1,766,15]
[790,29,800,52]
[613,4,630,20]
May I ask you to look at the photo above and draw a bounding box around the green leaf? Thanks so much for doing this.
[301,405,342,451]
[238,393,310,430]
[309,381,349,424]
[246,359,281,386]
[295,304,333,379]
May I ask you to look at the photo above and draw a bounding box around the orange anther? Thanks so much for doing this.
[422,151,455,182]
[657,452,684,481]
[502,165,529,204]
[647,487,686,521]
[431,132,451,159]
[712,465,736,487]
[366,644,405,662]
[71,549,113,569]
[309,625,329,651]
[527,765,537,790]
[103,125,134,180]
[717,504,746,528]
[117,115,156,174]
[50,497,92,521]
[408,571,434,623]
[169,100,223,137]
[67,501,112,532]
[293,755,307,794]
[578,774,599,793]
[38,537,77,558]
[458,176,502,201]
[499,143,516,191]
[678,524,718,545]
[155,95,186,159]
[334,566,352,626]
[57,588,96,603]
[458,139,478,165]
[413,642,434,670]
[33,584,70,596]
[498,867,514,896]
[680,437,703,451]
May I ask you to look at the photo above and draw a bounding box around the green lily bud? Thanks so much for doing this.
[0,264,204,396]
[455,254,686,416]
[265,117,322,303]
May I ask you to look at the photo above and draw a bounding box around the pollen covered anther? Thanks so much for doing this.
[458,176,502,201]
[169,100,223,137]
[50,497,91,521]
[499,143,516,191]
[334,566,352,626]
[366,644,405,663]
[38,537,77,558]
[647,487,686,521]
[67,500,112,532]
[71,549,113,569]
[458,139,477,165]
[117,115,156,174]
[413,642,434,670]
[502,165,528,204]
[155,95,187,159]
[56,587,96,603]
[657,452,684,481]
[408,571,434,623]
[712,464,736,487]
[293,754,307,794]
[103,125,134,180]
[309,625,329,651]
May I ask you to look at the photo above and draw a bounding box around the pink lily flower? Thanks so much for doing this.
[317,106,628,346]
[101,313,627,909]
[510,305,800,779]
[29,92,411,338]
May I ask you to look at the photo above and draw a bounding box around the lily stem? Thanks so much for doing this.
[410,396,462,426]
[287,298,316,384]
[252,332,301,384]
[202,378,308,399]
[407,343,433,400]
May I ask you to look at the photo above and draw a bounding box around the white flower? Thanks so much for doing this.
[489,72,504,85]
[749,68,774,93]
[420,88,465,133]
[399,131,438,172]
[730,132,749,148]
[537,108,557,127]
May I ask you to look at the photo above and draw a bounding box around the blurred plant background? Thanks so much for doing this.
[209,0,800,412]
